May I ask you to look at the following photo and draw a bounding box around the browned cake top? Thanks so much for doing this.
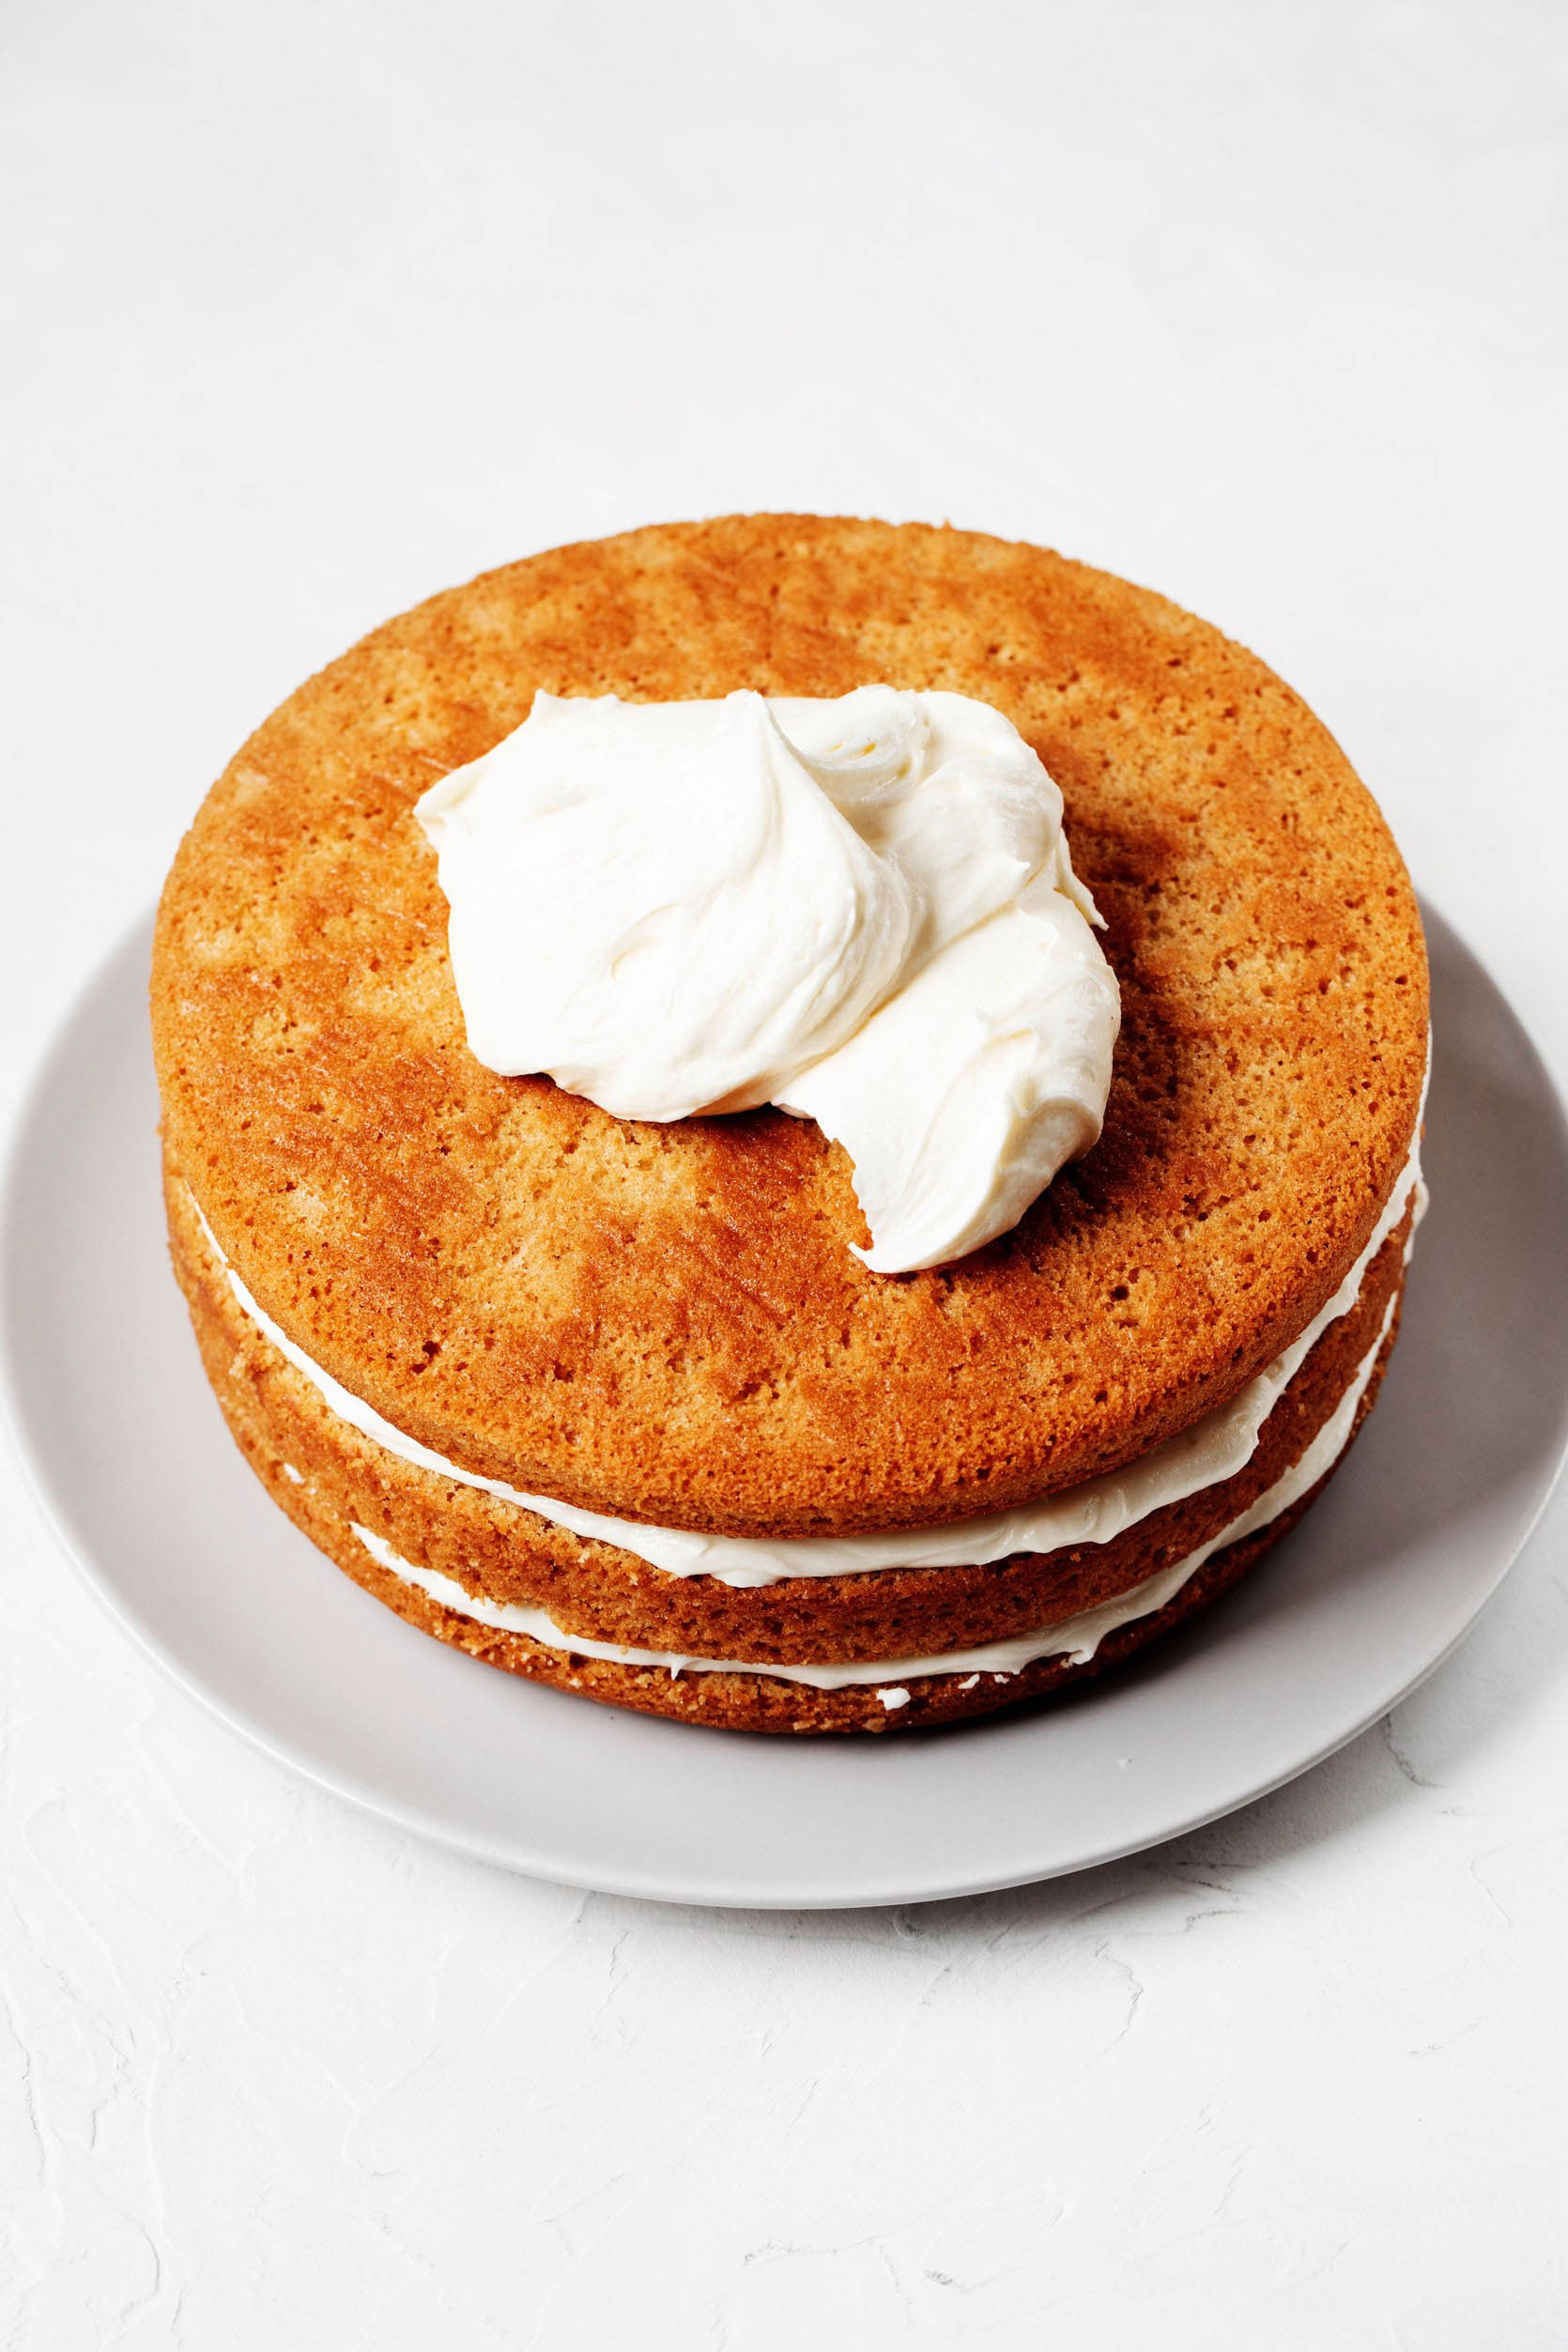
[152,515,1428,1536]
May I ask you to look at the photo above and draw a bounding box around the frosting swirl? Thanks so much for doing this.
[416,685,1120,1271]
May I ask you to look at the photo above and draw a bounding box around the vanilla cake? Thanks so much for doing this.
[151,515,1428,1731]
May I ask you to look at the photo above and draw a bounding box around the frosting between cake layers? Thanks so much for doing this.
[414,685,1121,1272]
[187,1115,1423,1591]
[349,1292,1397,1693]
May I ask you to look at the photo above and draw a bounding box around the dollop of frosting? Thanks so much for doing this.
[415,685,1120,1271]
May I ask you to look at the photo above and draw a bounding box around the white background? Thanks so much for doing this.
[5,3,1567,2344]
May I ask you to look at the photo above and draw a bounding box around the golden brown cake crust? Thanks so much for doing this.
[168,1153,1407,1667]
[152,515,1428,1537]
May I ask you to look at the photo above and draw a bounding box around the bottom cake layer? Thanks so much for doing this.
[343,1478,1346,1733]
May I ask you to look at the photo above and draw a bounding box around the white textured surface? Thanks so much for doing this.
[4,3,1567,2344]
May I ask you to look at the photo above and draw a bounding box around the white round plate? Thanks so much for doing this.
[4,911,1566,1908]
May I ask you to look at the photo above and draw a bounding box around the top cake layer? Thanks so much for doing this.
[151,515,1428,1537]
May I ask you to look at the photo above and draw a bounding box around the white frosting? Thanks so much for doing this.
[190,1122,1423,1591]
[415,686,1120,1272]
[349,1288,1396,1692]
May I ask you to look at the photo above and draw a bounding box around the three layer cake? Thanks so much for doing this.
[151,515,1428,1732]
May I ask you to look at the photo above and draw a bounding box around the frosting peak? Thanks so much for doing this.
[416,685,1120,1272]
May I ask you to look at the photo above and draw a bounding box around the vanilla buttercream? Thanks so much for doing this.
[414,686,1120,1271]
